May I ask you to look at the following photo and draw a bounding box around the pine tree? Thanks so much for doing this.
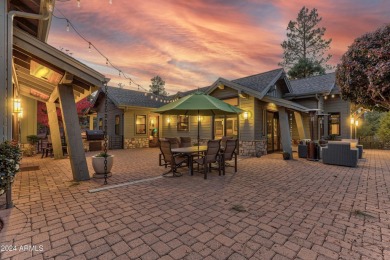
[279,6,332,79]
[149,76,167,96]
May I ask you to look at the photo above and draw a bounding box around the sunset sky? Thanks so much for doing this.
[48,0,390,94]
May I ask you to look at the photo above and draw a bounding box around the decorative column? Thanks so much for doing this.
[278,107,293,158]
[46,102,65,159]
[58,84,90,181]
[294,111,308,140]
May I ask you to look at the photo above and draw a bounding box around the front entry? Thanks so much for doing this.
[266,111,280,153]
[149,115,159,147]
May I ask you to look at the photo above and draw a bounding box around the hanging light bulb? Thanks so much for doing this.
[150,95,153,100]
[77,0,81,7]
[155,97,158,101]
[66,22,70,32]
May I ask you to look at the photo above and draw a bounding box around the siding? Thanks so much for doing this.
[123,108,158,139]
[294,98,318,109]
[161,115,212,141]
[239,96,255,141]
[324,96,351,139]
[20,96,37,143]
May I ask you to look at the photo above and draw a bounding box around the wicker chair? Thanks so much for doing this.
[322,141,358,167]
[221,139,238,175]
[193,139,221,179]
[159,140,188,177]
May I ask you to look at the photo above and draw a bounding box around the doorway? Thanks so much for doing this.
[149,115,159,147]
[266,111,280,153]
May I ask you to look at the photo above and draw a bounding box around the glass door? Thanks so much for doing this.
[214,117,224,140]
[267,111,280,153]
[149,115,159,147]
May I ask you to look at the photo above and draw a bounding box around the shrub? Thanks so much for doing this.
[378,112,390,143]
[0,141,22,195]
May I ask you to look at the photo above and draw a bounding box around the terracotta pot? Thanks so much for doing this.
[92,155,114,175]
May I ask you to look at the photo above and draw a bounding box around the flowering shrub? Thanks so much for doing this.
[336,24,390,110]
[0,141,22,195]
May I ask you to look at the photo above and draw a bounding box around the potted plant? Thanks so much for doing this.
[25,135,39,156]
[282,151,290,160]
[92,152,114,178]
[0,141,22,196]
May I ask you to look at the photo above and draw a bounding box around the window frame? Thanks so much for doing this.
[177,115,189,132]
[135,115,147,134]
[98,118,103,130]
[328,112,341,136]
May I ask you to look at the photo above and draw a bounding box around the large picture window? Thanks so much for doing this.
[328,113,340,135]
[177,115,189,131]
[136,115,146,134]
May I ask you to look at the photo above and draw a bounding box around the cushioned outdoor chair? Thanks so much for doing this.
[159,140,188,177]
[322,141,358,167]
[221,139,238,175]
[193,139,221,179]
[180,137,192,148]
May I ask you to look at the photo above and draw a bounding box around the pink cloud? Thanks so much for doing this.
[48,0,390,94]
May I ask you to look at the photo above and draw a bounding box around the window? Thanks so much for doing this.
[328,113,340,135]
[98,118,103,130]
[177,115,189,131]
[115,115,120,135]
[135,115,146,134]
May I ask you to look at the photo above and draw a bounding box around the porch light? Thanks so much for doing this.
[350,117,355,125]
[331,94,335,98]
[243,111,249,120]
[324,95,328,100]
[198,116,203,122]
[167,117,171,123]
[13,99,21,113]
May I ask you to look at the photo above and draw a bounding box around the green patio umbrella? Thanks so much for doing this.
[153,91,243,146]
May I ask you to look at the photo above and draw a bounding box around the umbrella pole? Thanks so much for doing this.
[198,110,200,152]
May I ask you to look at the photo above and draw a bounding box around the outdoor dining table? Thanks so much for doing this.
[171,146,208,175]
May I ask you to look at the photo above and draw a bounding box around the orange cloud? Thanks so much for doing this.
[48,0,390,93]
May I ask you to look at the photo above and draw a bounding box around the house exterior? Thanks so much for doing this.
[92,87,162,149]
[96,69,352,157]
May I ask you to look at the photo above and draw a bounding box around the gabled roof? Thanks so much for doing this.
[287,73,336,97]
[93,86,163,109]
[231,68,288,98]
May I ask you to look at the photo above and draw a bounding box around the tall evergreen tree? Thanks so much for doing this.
[279,6,332,79]
[149,75,167,96]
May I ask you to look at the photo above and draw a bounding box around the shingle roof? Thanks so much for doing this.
[106,86,163,108]
[288,73,336,96]
[232,68,284,95]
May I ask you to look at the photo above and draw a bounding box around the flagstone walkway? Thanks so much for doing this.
[0,149,390,259]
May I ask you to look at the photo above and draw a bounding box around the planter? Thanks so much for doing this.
[282,152,290,160]
[92,155,114,178]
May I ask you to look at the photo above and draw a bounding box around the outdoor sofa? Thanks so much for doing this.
[322,141,358,167]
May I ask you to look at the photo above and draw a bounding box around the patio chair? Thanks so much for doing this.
[180,137,192,147]
[220,136,233,149]
[159,140,188,177]
[221,139,238,175]
[193,139,221,179]
[41,135,53,158]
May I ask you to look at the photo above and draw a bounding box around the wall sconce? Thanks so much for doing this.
[243,111,249,120]
[350,117,355,125]
[167,117,171,124]
[13,99,21,113]
[198,115,203,122]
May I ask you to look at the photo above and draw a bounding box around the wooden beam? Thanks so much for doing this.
[59,71,74,85]
[48,86,58,103]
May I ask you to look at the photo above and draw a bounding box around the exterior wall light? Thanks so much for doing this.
[198,115,203,122]
[13,99,21,113]
[331,94,335,98]
[243,111,249,120]
[355,120,359,126]
[350,117,355,125]
[167,117,171,124]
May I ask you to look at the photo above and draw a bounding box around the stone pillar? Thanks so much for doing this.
[46,102,65,159]
[58,84,90,181]
[278,107,293,158]
[0,1,12,141]
[294,111,308,140]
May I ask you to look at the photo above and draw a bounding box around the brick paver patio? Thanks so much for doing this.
[0,149,389,259]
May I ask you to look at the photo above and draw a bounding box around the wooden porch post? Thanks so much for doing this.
[46,102,65,159]
[58,84,90,181]
[294,111,308,140]
[278,107,293,158]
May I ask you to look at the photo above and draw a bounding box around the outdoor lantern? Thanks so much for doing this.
[350,117,355,125]
[355,120,359,126]
[198,115,203,122]
[167,117,171,123]
[243,111,249,119]
[13,99,21,113]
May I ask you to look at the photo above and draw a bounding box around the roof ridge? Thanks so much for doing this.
[290,72,335,82]
[232,68,283,81]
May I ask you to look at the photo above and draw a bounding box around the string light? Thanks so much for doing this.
[53,7,174,103]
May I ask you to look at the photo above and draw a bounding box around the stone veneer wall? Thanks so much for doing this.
[124,138,149,149]
[239,139,267,157]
